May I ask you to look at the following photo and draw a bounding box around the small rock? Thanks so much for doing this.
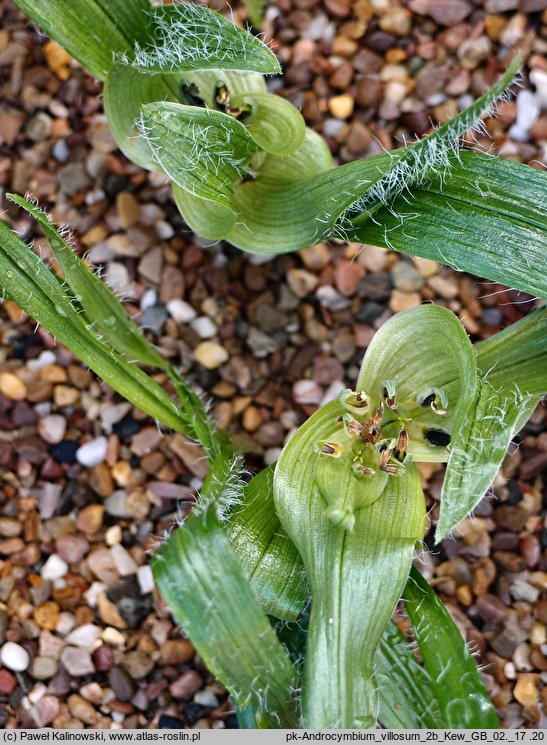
[379,6,412,35]
[37,414,67,444]
[35,695,60,725]
[160,639,194,665]
[391,261,424,292]
[55,534,89,564]
[41,554,68,581]
[293,380,324,405]
[458,36,492,70]
[116,192,141,229]
[76,437,108,468]
[427,0,472,26]
[509,90,540,142]
[510,580,540,604]
[137,565,155,595]
[316,285,351,311]
[170,670,203,699]
[92,645,115,672]
[247,328,280,358]
[286,268,319,297]
[109,667,136,702]
[32,656,59,680]
[123,650,154,680]
[140,305,168,334]
[0,668,17,694]
[167,299,197,324]
[34,601,60,631]
[65,624,101,648]
[334,260,365,296]
[68,693,97,725]
[138,246,164,284]
[60,646,95,676]
[0,372,27,401]
[194,342,229,370]
[131,427,162,457]
[513,674,539,708]
[427,275,459,299]
[58,163,90,195]
[191,316,217,339]
[111,544,138,577]
[389,290,421,312]
[0,641,30,672]
[76,504,105,534]
[299,244,331,271]
[328,94,354,119]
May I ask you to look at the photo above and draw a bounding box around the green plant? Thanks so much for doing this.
[11,0,547,297]
[1,200,546,727]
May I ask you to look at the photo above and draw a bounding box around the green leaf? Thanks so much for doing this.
[232,92,306,156]
[0,220,197,436]
[356,304,478,463]
[7,194,167,369]
[227,467,308,622]
[141,102,259,209]
[475,306,547,395]
[131,3,280,76]
[104,64,180,171]
[376,622,443,728]
[343,59,519,227]
[437,377,535,541]
[274,399,425,727]
[152,456,299,728]
[12,0,152,79]
[7,194,220,460]
[405,566,499,728]
[355,151,547,300]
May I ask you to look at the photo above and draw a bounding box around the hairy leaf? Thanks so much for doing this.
[141,102,259,209]
[131,3,280,76]
[12,0,152,79]
[0,222,197,435]
[152,456,299,728]
[356,151,547,300]
[227,467,308,621]
[376,622,443,728]
[232,92,306,156]
[405,566,499,728]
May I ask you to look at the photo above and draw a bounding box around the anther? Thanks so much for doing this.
[381,379,397,409]
[314,441,343,457]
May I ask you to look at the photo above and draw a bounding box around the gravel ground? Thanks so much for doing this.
[0,0,546,730]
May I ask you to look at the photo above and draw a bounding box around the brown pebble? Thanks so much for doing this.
[76,504,105,534]
[160,639,195,665]
[109,666,136,702]
[170,670,203,699]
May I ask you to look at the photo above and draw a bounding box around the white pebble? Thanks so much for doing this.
[76,436,108,468]
[194,689,219,708]
[110,544,138,576]
[155,220,174,240]
[41,554,68,581]
[27,350,57,370]
[140,288,157,311]
[56,612,76,635]
[509,89,540,142]
[37,414,67,445]
[190,316,217,339]
[1,641,30,672]
[83,582,107,608]
[65,624,101,647]
[167,299,197,324]
[293,379,323,405]
[137,565,155,595]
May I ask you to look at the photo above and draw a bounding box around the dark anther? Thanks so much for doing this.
[425,429,451,447]
[420,393,436,408]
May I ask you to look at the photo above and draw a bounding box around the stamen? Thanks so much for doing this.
[396,428,409,453]
[339,389,371,416]
[381,379,397,409]
[314,441,343,457]
[340,413,363,439]
[417,387,448,416]
[352,462,375,477]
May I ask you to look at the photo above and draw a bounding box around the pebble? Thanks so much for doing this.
[167,299,197,323]
[427,0,472,26]
[160,639,194,665]
[32,656,59,680]
[55,534,89,564]
[35,695,60,725]
[68,693,97,725]
[0,372,27,401]
[37,414,67,444]
[334,260,364,296]
[293,380,324,406]
[389,290,422,312]
[379,7,412,36]
[0,668,16,695]
[191,316,217,339]
[0,641,30,672]
[193,342,229,369]
[513,674,539,708]
[391,261,424,292]
[60,646,95,677]
[509,90,540,142]
[76,504,105,534]
[137,565,155,595]
[65,624,101,648]
[427,275,459,299]
[328,94,354,120]
[41,554,68,581]
[170,670,203,699]
[299,243,331,270]
[76,436,108,468]
[287,268,319,297]
[316,285,351,311]
[111,544,138,576]
[109,667,136,702]
[123,650,155,680]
